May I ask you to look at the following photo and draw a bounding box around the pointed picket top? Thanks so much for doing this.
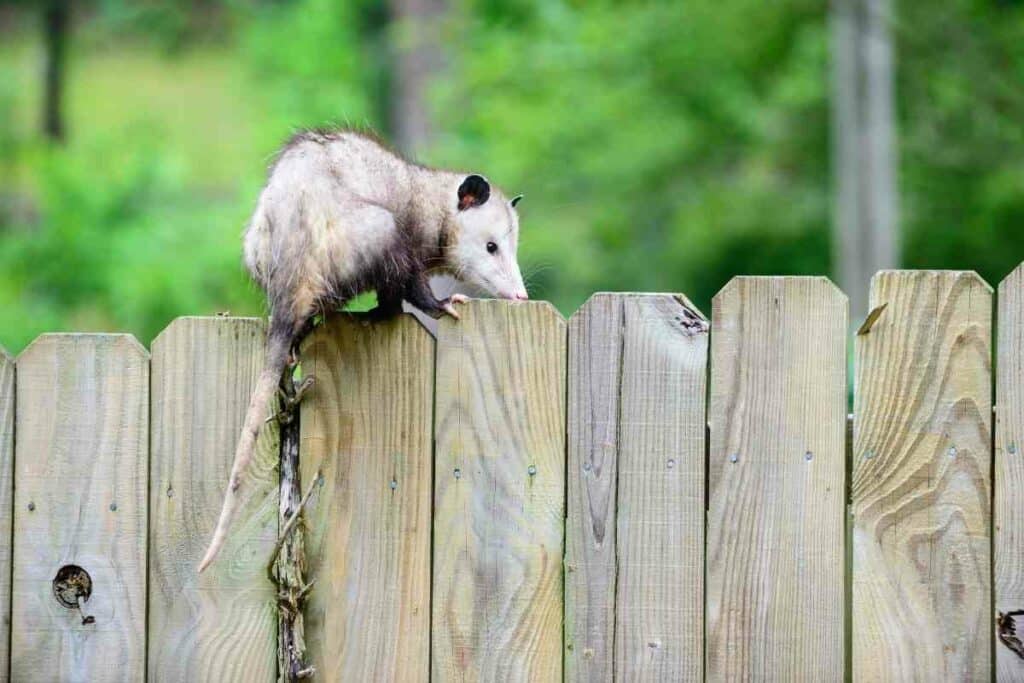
[871,268,993,294]
[18,332,149,361]
[440,297,566,329]
[713,275,848,307]
[0,344,12,364]
[999,260,1024,292]
[151,316,265,352]
[570,291,707,326]
[513,298,566,326]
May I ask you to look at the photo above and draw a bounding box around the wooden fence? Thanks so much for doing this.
[0,269,1022,682]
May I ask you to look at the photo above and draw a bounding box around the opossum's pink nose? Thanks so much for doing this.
[514,290,528,301]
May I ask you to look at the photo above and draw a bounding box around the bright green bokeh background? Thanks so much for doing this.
[1,0,1023,352]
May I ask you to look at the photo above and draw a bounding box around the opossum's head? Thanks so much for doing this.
[447,174,528,300]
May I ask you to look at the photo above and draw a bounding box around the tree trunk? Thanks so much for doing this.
[831,0,898,322]
[388,0,445,156]
[42,0,69,142]
[389,0,463,333]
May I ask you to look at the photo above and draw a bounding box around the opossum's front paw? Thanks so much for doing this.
[440,294,469,320]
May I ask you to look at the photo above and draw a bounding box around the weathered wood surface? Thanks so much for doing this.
[11,335,149,683]
[615,295,707,681]
[148,317,278,682]
[565,293,707,681]
[852,271,992,680]
[706,277,847,681]
[432,300,566,682]
[299,314,433,681]
[998,264,1024,681]
[565,294,621,682]
[0,346,13,680]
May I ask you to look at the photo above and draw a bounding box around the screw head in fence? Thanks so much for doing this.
[947,446,957,458]
[453,468,462,479]
[864,450,875,460]
[27,502,35,511]
[109,502,117,512]
[389,479,398,490]
[804,451,813,461]
[729,453,739,464]
[667,458,676,469]
[527,464,537,476]
[583,461,592,472]
[1010,443,1018,455]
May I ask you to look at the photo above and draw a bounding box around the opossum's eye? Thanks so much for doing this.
[487,241,498,254]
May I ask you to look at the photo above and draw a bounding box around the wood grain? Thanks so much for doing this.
[0,346,13,681]
[706,277,847,681]
[565,294,621,682]
[998,264,1024,681]
[565,293,707,681]
[852,270,991,681]
[148,317,278,682]
[615,295,707,681]
[299,313,433,682]
[11,334,149,683]
[432,300,566,682]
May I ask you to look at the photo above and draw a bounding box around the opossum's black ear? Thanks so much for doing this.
[511,194,523,208]
[458,175,490,211]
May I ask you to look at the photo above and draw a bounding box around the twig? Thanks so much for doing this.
[268,467,322,580]
[273,353,316,682]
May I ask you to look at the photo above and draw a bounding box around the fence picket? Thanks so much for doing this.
[0,346,13,681]
[998,264,1024,681]
[852,270,992,680]
[706,277,847,680]
[148,317,278,681]
[432,300,566,682]
[565,293,707,681]
[11,334,148,683]
[298,314,433,681]
[565,294,622,681]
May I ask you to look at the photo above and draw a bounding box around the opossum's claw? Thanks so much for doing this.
[442,293,469,319]
[265,376,316,425]
[441,302,461,320]
[438,294,468,321]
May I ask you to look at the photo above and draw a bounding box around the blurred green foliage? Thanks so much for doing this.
[1,0,1024,352]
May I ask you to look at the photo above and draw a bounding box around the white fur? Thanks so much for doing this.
[244,130,527,323]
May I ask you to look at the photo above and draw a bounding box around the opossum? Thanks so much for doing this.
[198,128,528,572]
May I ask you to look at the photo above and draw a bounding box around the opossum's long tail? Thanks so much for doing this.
[198,322,293,573]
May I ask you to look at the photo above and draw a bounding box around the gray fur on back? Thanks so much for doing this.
[243,128,471,332]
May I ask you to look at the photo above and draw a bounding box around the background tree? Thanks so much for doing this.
[41,0,69,141]
[831,0,898,322]
[0,0,72,142]
[389,0,445,155]
[2,0,1024,352]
